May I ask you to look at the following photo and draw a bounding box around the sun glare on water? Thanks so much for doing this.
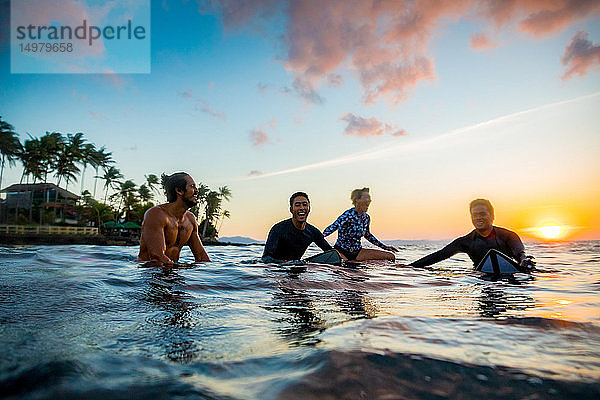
[539,225,564,240]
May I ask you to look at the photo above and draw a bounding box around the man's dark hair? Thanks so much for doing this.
[469,198,494,217]
[289,191,310,207]
[161,172,190,203]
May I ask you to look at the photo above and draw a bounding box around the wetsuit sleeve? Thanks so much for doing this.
[323,210,349,237]
[312,227,333,252]
[262,225,279,259]
[364,216,387,249]
[409,239,461,268]
[507,231,526,263]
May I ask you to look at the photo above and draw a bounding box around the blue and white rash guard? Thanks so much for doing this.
[323,208,386,253]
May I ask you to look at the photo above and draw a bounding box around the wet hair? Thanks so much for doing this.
[469,198,494,217]
[351,187,369,205]
[161,172,190,203]
[289,191,310,207]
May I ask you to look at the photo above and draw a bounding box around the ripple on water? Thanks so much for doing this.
[1,242,600,399]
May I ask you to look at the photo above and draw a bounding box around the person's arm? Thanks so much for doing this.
[323,210,349,237]
[506,231,531,268]
[140,208,175,264]
[313,227,333,252]
[187,213,210,262]
[262,225,279,259]
[409,239,461,268]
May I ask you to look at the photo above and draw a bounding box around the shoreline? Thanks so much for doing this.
[0,233,263,247]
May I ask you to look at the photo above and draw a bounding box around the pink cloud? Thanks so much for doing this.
[327,73,344,87]
[178,88,194,99]
[249,128,269,146]
[209,0,600,105]
[470,32,498,50]
[518,1,600,37]
[101,70,126,88]
[257,83,270,95]
[561,31,600,79]
[248,170,263,176]
[178,89,226,119]
[195,100,226,120]
[340,113,407,138]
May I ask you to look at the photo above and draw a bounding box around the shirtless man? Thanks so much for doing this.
[137,172,210,264]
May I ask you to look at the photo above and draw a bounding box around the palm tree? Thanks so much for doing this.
[79,142,97,194]
[38,132,64,224]
[201,190,222,239]
[216,186,232,236]
[0,117,22,192]
[144,174,160,197]
[138,184,153,203]
[97,166,124,203]
[19,137,44,184]
[111,179,137,221]
[55,132,85,190]
[38,132,64,183]
[92,146,113,199]
[217,209,231,233]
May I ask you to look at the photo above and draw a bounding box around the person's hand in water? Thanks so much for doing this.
[520,255,536,270]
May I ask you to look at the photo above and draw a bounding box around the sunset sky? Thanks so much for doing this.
[1,0,599,241]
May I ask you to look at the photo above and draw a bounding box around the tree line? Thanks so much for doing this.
[0,116,230,240]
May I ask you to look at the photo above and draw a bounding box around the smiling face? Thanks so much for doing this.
[290,195,310,227]
[354,192,372,213]
[470,204,494,235]
[178,175,199,208]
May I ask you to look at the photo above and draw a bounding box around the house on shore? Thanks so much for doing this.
[0,183,80,224]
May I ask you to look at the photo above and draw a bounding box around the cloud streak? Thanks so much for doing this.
[236,92,600,181]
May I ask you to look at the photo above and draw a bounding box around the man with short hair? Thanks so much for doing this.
[137,172,210,264]
[262,192,333,262]
[410,198,532,269]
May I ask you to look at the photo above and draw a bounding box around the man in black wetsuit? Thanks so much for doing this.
[410,199,533,269]
[262,192,333,262]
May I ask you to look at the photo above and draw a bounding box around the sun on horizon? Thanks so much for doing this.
[538,225,567,240]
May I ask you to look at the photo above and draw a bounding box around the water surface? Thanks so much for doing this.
[1,241,599,399]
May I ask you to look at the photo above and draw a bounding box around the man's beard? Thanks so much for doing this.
[183,197,197,208]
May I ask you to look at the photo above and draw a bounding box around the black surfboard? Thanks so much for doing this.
[305,249,342,266]
[475,249,525,274]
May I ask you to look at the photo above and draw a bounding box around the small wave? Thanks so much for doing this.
[277,349,600,399]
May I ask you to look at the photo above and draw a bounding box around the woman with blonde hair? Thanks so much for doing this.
[323,188,397,261]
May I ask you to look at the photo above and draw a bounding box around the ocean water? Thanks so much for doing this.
[1,240,599,399]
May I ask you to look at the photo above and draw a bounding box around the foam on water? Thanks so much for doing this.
[1,241,599,399]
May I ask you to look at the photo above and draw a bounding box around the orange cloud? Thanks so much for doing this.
[561,31,600,79]
[341,113,407,138]
[470,32,498,50]
[210,0,599,104]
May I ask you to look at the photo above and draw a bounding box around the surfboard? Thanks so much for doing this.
[475,249,523,274]
[305,249,342,266]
